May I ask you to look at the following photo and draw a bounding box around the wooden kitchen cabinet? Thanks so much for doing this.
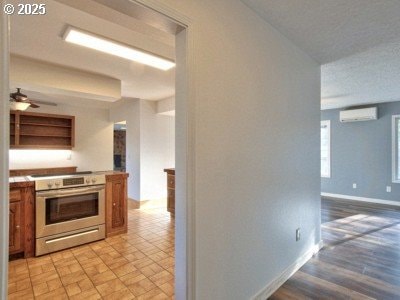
[164,169,175,217]
[10,111,75,149]
[9,200,23,254]
[105,173,129,237]
[9,186,35,258]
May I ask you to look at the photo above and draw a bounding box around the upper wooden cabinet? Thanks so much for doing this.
[10,111,75,149]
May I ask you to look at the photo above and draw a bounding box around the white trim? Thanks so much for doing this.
[321,120,331,178]
[392,115,400,183]
[252,241,323,300]
[130,2,195,299]
[321,192,400,207]
[0,5,9,299]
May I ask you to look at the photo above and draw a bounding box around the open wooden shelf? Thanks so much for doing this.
[19,122,72,128]
[10,111,75,150]
[19,134,72,137]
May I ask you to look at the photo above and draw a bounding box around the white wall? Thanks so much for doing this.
[140,100,175,200]
[157,96,175,115]
[110,98,175,201]
[9,104,113,172]
[110,98,141,200]
[138,1,321,299]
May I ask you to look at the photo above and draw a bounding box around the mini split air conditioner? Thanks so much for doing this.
[339,107,378,123]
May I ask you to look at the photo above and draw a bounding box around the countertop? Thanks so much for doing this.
[9,170,129,187]
[164,168,175,174]
[9,176,34,188]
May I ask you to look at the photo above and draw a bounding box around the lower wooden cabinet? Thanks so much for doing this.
[9,186,35,258]
[105,173,129,237]
[9,201,23,254]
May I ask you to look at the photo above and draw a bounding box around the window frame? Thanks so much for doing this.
[392,115,400,183]
[321,120,331,178]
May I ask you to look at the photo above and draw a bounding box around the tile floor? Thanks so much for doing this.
[8,208,175,299]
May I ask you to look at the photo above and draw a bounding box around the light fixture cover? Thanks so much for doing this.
[63,26,175,71]
[10,101,30,111]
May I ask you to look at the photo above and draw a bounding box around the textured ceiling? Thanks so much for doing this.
[241,0,400,64]
[242,0,400,109]
[322,40,400,110]
[9,0,175,103]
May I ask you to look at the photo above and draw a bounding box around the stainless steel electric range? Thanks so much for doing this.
[30,172,106,256]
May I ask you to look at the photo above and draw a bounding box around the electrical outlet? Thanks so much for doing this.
[296,228,301,242]
[387,186,391,193]
[352,183,357,189]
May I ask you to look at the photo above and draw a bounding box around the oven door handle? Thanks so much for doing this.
[36,185,105,198]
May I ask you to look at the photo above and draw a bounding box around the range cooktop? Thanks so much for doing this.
[29,171,105,191]
[29,171,93,178]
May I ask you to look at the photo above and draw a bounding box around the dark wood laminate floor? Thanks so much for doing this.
[270,197,400,300]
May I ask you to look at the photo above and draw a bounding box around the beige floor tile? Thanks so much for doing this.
[69,288,102,300]
[30,270,59,286]
[136,287,169,300]
[90,269,117,286]
[139,263,165,277]
[59,270,88,286]
[8,288,35,300]
[95,278,126,296]
[65,282,82,297]
[158,257,175,269]
[120,271,146,286]
[84,262,110,277]
[8,208,175,299]
[127,278,157,297]
[102,287,136,300]
[149,270,174,286]
[111,261,138,277]
[8,277,31,294]
[158,280,174,297]
[35,287,68,300]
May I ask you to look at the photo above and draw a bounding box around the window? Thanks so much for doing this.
[321,120,331,178]
[392,115,400,182]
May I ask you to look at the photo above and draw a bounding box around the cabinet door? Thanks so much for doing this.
[9,201,23,254]
[106,176,128,236]
[111,179,126,229]
[167,188,175,215]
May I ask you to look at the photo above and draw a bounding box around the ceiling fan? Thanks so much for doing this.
[10,88,40,111]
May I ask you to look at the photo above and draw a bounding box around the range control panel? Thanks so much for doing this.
[34,174,106,191]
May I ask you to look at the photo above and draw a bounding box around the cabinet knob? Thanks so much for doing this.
[16,225,20,229]
[113,203,116,206]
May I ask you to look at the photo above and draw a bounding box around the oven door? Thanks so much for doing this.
[36,185,105,238]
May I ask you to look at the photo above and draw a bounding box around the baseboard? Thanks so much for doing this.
[321,192,400,207]
[252,240,323,300]
[128,198,140,209]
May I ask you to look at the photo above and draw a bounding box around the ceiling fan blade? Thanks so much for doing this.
[29,102,40,108]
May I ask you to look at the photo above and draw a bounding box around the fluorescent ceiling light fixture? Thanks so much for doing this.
[63,26,175,71]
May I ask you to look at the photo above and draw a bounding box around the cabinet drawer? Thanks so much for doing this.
[167,174,175,189]
[9,189,22,202]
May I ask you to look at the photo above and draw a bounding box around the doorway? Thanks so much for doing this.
[0,1,193,299]
[113,121,126,172]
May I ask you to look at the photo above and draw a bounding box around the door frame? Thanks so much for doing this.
[128,2,197,299]
[0,2,10,299]
[0,1,196,299]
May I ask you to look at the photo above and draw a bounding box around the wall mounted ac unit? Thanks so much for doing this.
[339,107,378,123]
